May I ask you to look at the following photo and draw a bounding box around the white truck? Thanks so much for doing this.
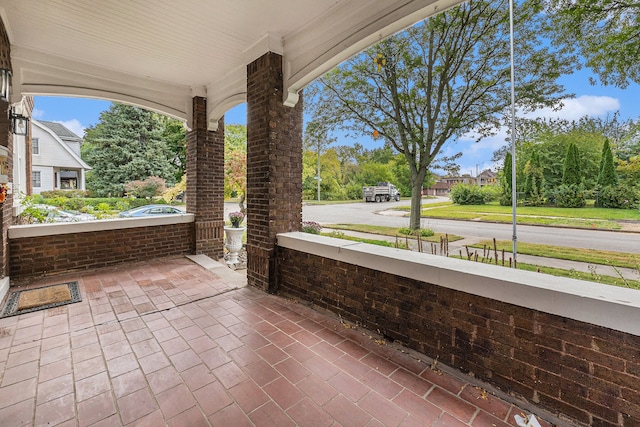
[362,182,400,202]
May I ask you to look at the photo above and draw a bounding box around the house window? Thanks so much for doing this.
[32,138,39,155]
[32,171,41,188]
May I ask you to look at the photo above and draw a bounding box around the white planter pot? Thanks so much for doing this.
[224,226,245,265]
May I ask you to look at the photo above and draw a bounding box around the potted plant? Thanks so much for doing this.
[229,211,245,228]
[224,211,245,265]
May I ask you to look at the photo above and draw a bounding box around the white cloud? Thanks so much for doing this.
[31,108,45,119]
[524,95,620,122]
[54,119,85,138]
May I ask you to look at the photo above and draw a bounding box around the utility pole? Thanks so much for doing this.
[316,140,321,203]
[509,0,518,264]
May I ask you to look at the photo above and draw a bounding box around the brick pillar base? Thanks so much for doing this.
[186,97,224,260]
[246,52,303,291]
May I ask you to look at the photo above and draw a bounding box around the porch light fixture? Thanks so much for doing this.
[10,109,29,136]
[0,68,10,102]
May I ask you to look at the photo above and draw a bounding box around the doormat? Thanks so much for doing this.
[1,281,81,318]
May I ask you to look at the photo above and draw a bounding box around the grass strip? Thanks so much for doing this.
[450,255,640,290]
[321,231,405,248]
[469,240,640,269]
[323,223,462,243]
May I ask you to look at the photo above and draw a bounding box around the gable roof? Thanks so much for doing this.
[37,120,81,141]
[31,120,91,170]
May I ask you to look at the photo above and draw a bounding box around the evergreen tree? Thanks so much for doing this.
[524,150,545,206]
[83,103,177,197]
[562,143,581,186]
[597,138,617,187]
[524,150,542,196]
[500,152,512,206]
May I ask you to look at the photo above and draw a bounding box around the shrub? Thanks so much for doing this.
[450,184,487,205]
[481,185,501,203]
[162,175,186,203]
[398,227,435,237]
[596,184,640,209]
[124,176,167,198]
[96,202,112,212]
[19,205,51,224]
[40,189,88,198]
[301,221,322,234]
[553,184,586,208]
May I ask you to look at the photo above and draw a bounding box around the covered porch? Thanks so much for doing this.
[0,255,551,426]
[0,1,638,426]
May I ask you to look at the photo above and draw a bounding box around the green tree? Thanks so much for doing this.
[158,115,186,182]
[597,138,618,187]
[503,117,607,190]
[304,121,336,202]
[562,142,582,186]
[547,0,640,88]
[309,0,570,229]
[524,149,545,205]
[617,155,640,186]
[500,152,512,206]
[614,119,640,161]
[224,124,247,199]
[83,103,177,197]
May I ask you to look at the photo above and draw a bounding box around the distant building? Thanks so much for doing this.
[423,169,498,196]
[29,120,91,194]
[476,169,497,187]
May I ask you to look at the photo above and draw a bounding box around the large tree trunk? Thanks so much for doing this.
[409,181,423,230]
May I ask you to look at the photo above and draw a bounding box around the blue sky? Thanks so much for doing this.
[33,68,639,176]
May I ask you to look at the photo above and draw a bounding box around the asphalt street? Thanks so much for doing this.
[300,198,640,255]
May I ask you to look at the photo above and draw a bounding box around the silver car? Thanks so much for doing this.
[118,204,185,218]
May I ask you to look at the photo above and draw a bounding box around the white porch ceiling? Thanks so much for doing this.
[0,0,464,130]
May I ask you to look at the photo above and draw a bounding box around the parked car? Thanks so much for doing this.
[32,205,96,222]
[119,204,185,218]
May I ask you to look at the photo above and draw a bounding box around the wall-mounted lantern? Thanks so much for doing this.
[10,109,29,136]
[0,68,11,102]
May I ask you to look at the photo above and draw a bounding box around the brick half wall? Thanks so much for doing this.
[276,233,640,426]
[8,216,195,279]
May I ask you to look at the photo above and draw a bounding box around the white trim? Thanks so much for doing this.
[277,232,640,336]
[0,276,9,309]
[8,214,195,239]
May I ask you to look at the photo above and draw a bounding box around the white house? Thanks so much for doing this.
[29,119,91,194]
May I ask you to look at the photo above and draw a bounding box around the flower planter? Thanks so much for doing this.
[224,226,245,265]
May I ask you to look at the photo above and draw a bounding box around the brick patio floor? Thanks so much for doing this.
[0,255,555,427]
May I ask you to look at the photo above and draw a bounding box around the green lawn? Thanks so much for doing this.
[408,201,640,230]
[469,240,640,269]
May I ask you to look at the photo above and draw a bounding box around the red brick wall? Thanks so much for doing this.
[276,247,640,426]
[9,223,195,279]
[186,96,224,259]
[246,52,303,291]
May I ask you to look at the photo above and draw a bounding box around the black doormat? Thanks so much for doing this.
[1,281,82,318]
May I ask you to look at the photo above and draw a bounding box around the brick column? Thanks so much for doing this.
[186,96,224,259]
[0,17,12,278]
[246,52,303,291]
